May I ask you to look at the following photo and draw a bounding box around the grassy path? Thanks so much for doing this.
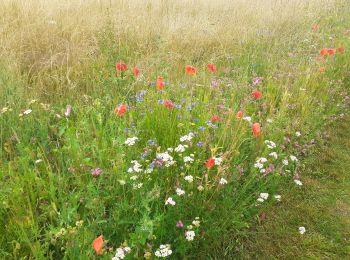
[242,114,350,259]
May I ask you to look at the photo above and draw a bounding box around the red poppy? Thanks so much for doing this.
[252,90,263,99]
[211,115,221,123]
[132,67,140,77]
[205,158,215,169]
[93,235,103,255]
[337,47,345,53]
[207,63,217,73]
[156,76,165,91]
[319,67,326,73]
[185,65,197,76]
[116,61,127,72]
[236,111,243,119]
[252,123,261,137]
[115,104,127,116]
[327,48,336,56]
[311,24,318,32]
[164,100,174,109]
[320,48,328,57]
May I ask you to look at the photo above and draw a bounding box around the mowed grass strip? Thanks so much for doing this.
[240,113,350,259]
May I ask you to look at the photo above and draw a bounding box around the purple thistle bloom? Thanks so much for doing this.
[158,100,164,104]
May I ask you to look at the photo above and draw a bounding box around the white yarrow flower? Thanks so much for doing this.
[219,178,228,185]
[269,152,278,159]
[23,109,32,115]
[290,155,298,161]
[125,137,138,146]
[265,140,276,149]
[165,197,176,206]
[260,193,269,200]
[184,175,193,183]
[294,179,303,186]
[176,188,185,196]
[257,192,269,203]
[184,155,194,164]
[185,230,195,241]
[197,185,204,191]
[157,152,175,167]
[243,116,252,122]
[175,144,188,153]
[155,244,172,257]
[112,246,131,260]
[274,195,281,201]
[299,226,306,234]
[214,157,223,165]
[180,132,195,142]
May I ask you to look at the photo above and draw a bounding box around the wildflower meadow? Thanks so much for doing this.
[0,0,349,259]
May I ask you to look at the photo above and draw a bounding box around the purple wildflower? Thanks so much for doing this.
[252,77,264,86]
[196,141,203,147]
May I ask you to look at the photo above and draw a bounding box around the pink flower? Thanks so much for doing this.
[176,220,184,228]
[252,77,264,86]
[91,168,102,176]
[64,105,72,117]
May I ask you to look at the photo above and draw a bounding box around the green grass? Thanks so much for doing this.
[238,111,350,259]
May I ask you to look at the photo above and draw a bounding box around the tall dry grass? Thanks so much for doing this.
[0,0,339,86]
